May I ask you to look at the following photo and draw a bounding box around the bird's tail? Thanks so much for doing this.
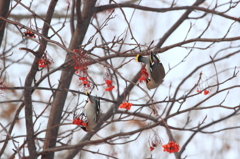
[136,54,143,62]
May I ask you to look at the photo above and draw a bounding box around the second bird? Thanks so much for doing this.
[136,52,165,89]
[81,92,100,132]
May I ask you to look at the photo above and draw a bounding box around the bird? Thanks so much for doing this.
[136,52,165,89]
[80,92,100,132]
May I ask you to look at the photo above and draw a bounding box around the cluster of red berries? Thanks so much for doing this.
[105,79,114,91]
[119,102,133,110]
[38,53,53,68]
[24,30,36,38]
[139,68,149,83]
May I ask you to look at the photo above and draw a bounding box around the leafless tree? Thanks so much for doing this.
[1,0,240,159]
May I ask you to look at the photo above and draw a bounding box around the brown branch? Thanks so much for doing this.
[23,0,59,158]
[42,1,98,159]
[8,3,240,23]
[156,36,240,54]
[38,120,163,156]
[115,110,159,122]
[6,86,116,103]
[81,148,118,159]
[65,61,141,158]
[165,49,239,118]
[95,3,239,22]
[70,0,75,35]
[14,0,67,48]
[0,0,10,47]
[155,0,205,49]
[0,16,69,52]
[0,103,24,157]
[178,108,240,157]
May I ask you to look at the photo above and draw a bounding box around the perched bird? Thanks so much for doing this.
[136,52,165,89]
[80,92,100,132]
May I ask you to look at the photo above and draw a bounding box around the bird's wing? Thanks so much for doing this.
[94,98,101,122]
[150,63,165,83]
